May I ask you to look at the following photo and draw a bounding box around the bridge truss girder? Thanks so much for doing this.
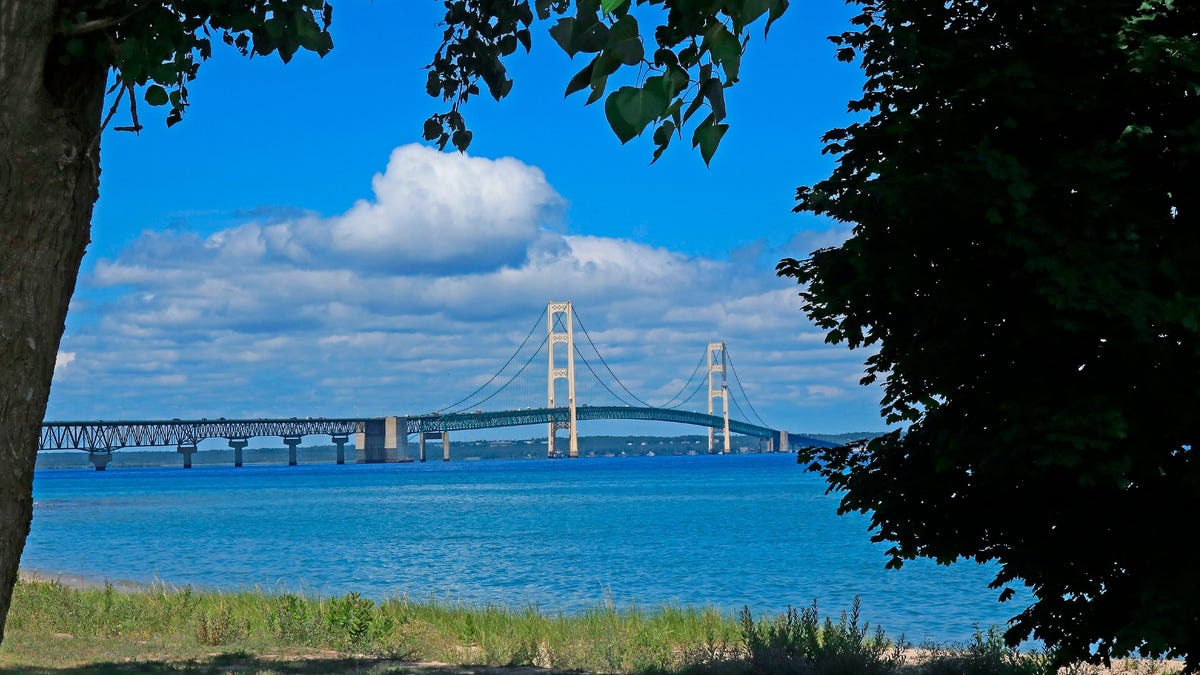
[40,409,814,454]
[39,418,366,452]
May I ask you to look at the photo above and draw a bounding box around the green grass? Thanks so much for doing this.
[0,577,1160,675]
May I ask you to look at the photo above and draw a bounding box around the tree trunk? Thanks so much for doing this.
[0,0,107,644]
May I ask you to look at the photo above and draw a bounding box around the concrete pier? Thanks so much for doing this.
[419,431,449,461]
[283,436,302,466]
[229,438,248,467]
[177,444,197,469]
[89,451,112,471]
[355,416,401,463]
[331,434,349,465]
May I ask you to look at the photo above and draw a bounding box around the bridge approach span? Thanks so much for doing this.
[40,418,367,452]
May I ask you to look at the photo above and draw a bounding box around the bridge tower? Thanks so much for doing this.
[547,301,579,458]
[707,341,731,454]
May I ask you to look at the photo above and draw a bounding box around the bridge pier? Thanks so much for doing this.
[283,436,302,466]
[418,431,449,461]
[355,416,401,463]
[229,438,248,467]
[331,434,349,465]
[88,451,112,471]
[778,430,788,454]
[177,444,197,469]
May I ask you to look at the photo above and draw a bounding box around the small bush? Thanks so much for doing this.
[322,592,375,650]
[265,593,320,646]
[740,597,903,675]
[196,601,247,646]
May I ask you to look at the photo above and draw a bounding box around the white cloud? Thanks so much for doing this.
[55,351,76,371]
[52,145,884,434]
[331,145,563,269]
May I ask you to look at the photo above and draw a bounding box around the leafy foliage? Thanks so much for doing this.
[426,0,788,162]
[779,0,1200,670]
[53,0,335,131]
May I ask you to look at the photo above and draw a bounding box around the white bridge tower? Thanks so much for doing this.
[707,341,731,454]
[547,301,579,458]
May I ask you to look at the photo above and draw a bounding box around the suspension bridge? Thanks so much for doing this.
[40,302,828,469]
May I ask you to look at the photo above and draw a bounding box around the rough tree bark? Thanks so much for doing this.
[0,0,107,643]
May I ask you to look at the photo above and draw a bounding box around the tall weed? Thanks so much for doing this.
[740,597,903,675]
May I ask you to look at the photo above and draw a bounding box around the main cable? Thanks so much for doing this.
[449,331,551,413]
[725,350,769,427]
[657,347,708,408]
[572,311,653,407]
[673,372,709,410]
[436,306,547,413]
[573,345,635,406]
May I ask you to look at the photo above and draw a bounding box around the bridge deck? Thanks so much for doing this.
[39,408,828,453]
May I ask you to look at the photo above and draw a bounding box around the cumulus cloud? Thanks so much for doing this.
[55,352,76,371]
[51,145,884,434]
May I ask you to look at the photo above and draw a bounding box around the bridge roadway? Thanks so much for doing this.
[40,407,817,469]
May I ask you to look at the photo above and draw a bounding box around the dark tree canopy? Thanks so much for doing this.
[425,0,788,163]
[779,0,1200,668]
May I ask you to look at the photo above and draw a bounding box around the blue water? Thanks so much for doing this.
[25,453,1025,645]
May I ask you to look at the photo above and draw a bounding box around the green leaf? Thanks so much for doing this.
[144,85,169,106]
[765,0,789,37]
[607,14,642,65]
[565,61,595,97]
[740,0,773,28]
[452,128,473,152]
[701,77,726,121]
[652,120,676,146]
[704,23,742,82]
[600,0,628,14]
[587,51,620,103]
[574,18,609,53]
[423,118,442,141]
[549,18,578,57]
[604,85,668,143]
[663,65,689,98]
[692,122,728,165]
[682,92,705,124]
[499,34,518,56]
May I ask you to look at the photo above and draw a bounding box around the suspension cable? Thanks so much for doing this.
[656,346,708,408]
[725,350,769,427]
[436,306,547,413]
[571,311,653,407]
[672,372,709,410]
[573,344,635,406]
[449,331,551,413]
[729,393,752,425]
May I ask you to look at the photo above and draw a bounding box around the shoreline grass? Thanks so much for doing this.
[0,577,1182,674]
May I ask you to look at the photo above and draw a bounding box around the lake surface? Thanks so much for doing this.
[25,453,1026,645]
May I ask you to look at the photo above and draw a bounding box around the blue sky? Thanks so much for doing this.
[48,1,886,438]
